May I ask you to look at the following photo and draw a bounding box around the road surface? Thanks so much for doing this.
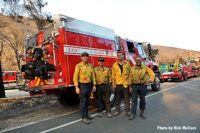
[2,78,200,133]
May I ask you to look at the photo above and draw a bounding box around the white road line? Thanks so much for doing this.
[0,111,80,133]
[39,78,200,133]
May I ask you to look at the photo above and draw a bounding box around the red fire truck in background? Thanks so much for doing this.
[21,14,160,104]
[160,57,199,82]
[2,71,18,83]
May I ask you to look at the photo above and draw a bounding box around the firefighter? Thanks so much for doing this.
[94,57,112,118]
[129,56,155,120]
[112,50,131,117]
[73,52,96,124]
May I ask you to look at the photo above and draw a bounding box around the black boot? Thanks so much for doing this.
[140,110,147,119]
[87,115,93,120]
[129,113,135,120]
[98,112,103,117]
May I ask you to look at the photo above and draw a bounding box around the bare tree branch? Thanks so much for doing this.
[23,0,52,30]
[0,0,23,16]
[0,21,25,70]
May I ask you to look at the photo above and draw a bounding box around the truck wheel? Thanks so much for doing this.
[151,74,160,91]
[178,76,184,82]
[184,76,188,81]
[160,79,167,83]
[58,88,79,106]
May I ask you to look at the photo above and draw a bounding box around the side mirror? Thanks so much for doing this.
[134,48,139,56]
[147,43,152,56]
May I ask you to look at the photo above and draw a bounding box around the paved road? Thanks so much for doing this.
[2,78,200,133]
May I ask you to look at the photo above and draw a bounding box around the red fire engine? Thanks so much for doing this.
[2,71,18,83]
[160,57,199,82]
[22,14,160,104]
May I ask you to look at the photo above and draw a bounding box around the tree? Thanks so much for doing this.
[0,0,51,72]
[0,40,6,98]
[143,43,159,61]
[0,19,24,70]
[23,0,52,30]
[150,49,159,61]
[0,0,23,16]
[1,0,52,30]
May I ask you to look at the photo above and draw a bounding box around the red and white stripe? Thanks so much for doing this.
[64,45,117,57]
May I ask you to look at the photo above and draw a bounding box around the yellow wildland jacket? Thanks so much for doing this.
[73,61,96,86]
[130,65,155,84]
[94,66,111,85]
[112,61,131,88]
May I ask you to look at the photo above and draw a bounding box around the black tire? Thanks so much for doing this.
[184,75,188,81]
[160,79,166,83]
[178,75,184,82]
[151,74,161,91]
[58,88,79,106]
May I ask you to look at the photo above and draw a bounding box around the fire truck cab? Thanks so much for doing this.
[117,38,160,91]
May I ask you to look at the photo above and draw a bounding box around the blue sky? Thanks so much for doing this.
[44,0,200,51]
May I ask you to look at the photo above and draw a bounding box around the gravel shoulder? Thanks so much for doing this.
[0,95,79,131]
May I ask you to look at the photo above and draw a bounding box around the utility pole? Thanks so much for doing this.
[0,58,6,98]
[187,51,190,59]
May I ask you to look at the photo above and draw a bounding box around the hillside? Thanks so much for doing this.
[0,15,200,71]
[152,45,200,64]
[0,15,37,71]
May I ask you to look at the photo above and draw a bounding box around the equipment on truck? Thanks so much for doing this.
[160,56,185,82]
[174,56,180,72]
[159,64,169,75]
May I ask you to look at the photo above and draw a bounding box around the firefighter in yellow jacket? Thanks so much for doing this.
[73,52,96,124]
[129,56,155,120]
[94,57,112,118]
[112,50,131,117]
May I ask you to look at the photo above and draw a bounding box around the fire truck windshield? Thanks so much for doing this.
[138,45,147,58]
[2,72,5,76]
